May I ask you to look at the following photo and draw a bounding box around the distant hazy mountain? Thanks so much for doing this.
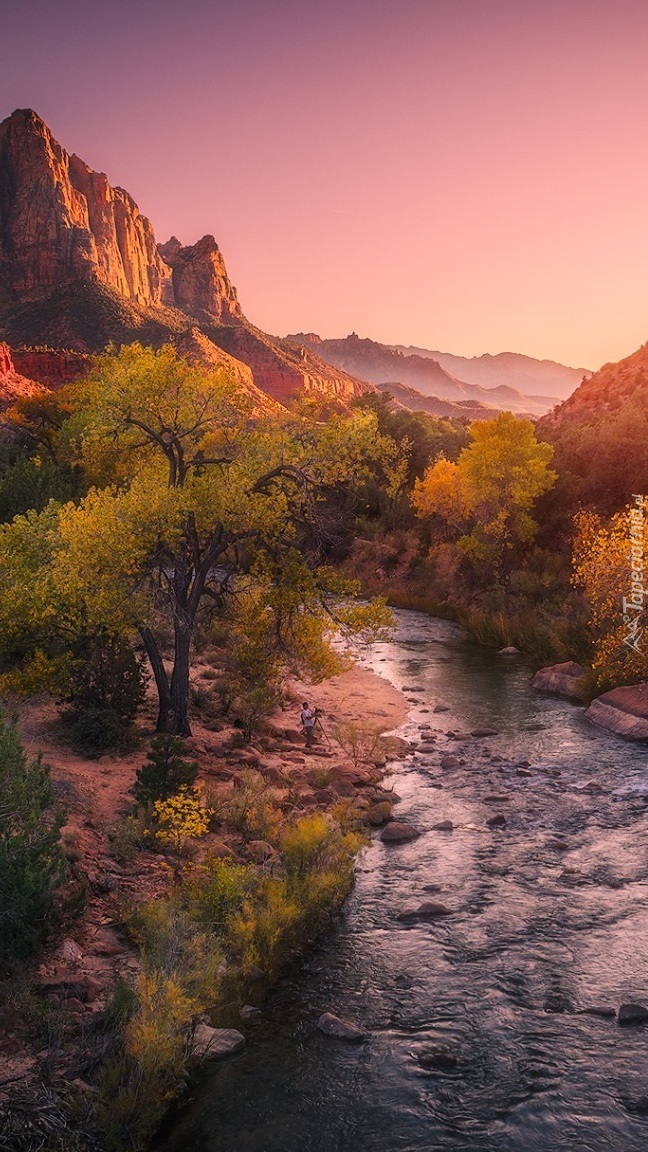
[287,333,579,416]
[391,345,590,400]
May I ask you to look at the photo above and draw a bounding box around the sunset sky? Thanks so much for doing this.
[3,0,648,370]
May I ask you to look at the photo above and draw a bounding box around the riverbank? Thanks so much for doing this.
[158,608,648,1152]
[0,661,409,1151]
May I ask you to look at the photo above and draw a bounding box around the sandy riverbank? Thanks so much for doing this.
[0,663,410,1129]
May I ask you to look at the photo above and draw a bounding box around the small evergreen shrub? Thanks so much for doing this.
[68,706,125,756]
[133,735,198,807]
[0,711,66,973]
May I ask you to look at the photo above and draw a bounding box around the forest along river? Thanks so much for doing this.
[159,610,648,1152]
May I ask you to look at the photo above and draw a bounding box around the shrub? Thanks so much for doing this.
[222,770,283,842]
[67,706,126,756]
[133,735,198,807]
[0,711,66,973]
[63,631,148,724]
[150,786,212,854]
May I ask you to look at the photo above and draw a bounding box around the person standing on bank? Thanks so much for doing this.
[301,701,317,749]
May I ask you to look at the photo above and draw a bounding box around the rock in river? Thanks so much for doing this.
[619,1003,648,1025]
[440,755,459,769]
[585,684,648,741]
[432,819,454,832]
[381,822,420,844]
[317,1012,365,1041]
[531,661,586,701]
[487,814,507,829]
[397,902,451,921]
[192,1024,245,1060]
[417,1047,459,1070]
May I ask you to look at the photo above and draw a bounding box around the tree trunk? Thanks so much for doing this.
[169,624,192,736]
[139,627,172,733]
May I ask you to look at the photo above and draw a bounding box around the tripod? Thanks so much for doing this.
[314,714,331,747]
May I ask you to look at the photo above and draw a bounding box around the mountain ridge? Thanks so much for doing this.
[0,109,371,410]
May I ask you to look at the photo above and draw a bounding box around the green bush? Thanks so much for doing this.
[0,711,66,973]
[68,706,126,756]
[133,735,198,807]
[63,631,148,723]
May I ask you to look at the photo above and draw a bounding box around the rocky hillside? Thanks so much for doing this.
[536,342,648,514]
[288,333,567,417]
[0,109,371,409]
[0,342,45,407]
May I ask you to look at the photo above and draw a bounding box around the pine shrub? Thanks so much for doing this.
[0,711,66,973]
[133,735,198,807]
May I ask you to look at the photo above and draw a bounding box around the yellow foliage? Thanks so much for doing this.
[151,786,212,853]
[573,502,648,685]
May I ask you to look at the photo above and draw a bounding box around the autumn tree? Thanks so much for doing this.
[412,412,557,576]
[0,344,392,735]
[572,500,648,687]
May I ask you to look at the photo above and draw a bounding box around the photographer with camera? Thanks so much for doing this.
[300,701,319,750]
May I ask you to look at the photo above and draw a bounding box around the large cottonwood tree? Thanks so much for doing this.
[0,344,391,734]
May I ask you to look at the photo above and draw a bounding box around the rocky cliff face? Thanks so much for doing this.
[0,342,44,407]
[0,108,372,410]
[158,235,241,323]
[0,109,170,306]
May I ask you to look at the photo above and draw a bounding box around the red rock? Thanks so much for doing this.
[0,341,44,408]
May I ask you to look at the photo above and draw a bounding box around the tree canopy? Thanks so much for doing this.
[0,343,393,734]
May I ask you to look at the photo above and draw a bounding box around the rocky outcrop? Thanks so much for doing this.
[0,342,44,407]
[0,108,374,410]
[585,684,648,741]
[0,109,170,306]
[159,235,242,323]
[11,348,90,389]
[531,661,586,701]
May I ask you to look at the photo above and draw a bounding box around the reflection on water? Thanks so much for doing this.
[159,611,648,1152]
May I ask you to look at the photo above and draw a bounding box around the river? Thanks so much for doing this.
[159,610,648,1151]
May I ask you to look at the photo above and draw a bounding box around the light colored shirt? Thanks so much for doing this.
[301,707,315,728]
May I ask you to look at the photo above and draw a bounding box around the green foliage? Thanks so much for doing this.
[133,735,198,807]
[0,450,81,523]
[67,707,128,756]
[63,632,148,723]
[0,711,66,973]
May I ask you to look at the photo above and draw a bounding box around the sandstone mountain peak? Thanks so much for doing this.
[0,108,371,409]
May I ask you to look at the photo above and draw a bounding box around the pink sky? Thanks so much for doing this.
[3,0,648,370]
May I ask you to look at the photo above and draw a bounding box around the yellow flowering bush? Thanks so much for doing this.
[151,785,212,853]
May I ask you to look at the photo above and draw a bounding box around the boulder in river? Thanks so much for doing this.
[432,819,454,831]
[317,1012,365,1041]
[397,901,451,920]
[471,728,499,738]
[486,814,507,829]
[191,1024,246,1060]
[531,661,586,701]
[417,1046,459,1070]
[499,646,521,655]
[619,1003,648,1025]
[585,684,648,741]
[440,755,459,769]
[381,822,420,844]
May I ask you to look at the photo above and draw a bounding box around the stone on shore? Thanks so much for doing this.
[191,1024,246,1060]
[531,661,586,701]
[381,822,421,844]
[585,684,648,741]
[317,1012,365,1041]
[471,728,499,738]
